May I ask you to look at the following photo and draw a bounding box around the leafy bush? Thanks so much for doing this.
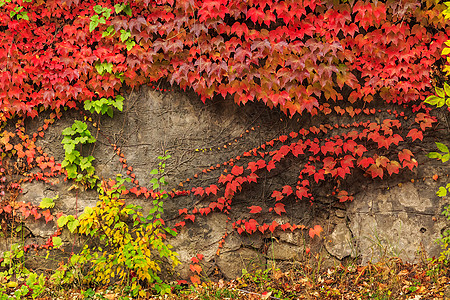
[55,154,179,297]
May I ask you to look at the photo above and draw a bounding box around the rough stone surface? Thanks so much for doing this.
[335,209,346,218]
[348,182,447,264]
[216,248,266,279]
[278,231,302,245]
[4,87,450,279]
[325,223,354,260]
[266,242,303,260]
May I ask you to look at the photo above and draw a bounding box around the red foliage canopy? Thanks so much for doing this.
[0,0,447,119]
[0,0,448,240]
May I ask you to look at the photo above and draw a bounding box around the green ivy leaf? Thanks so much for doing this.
[67,219,80,233]
[62,127,76,136]
[84,100,93,111]
[60,160,69,168]
[123,5,132,16]
[39,196,57,209]
[437,186,448,197]
[76,136,89,144]
[427,152,442,159]
[102,25,115,37]
[79,157,91,171]
[63,142,76,154]
[149,178,159,189]
[442,48,450,56]
[425,95,443,106]
[120,29,131,42]
[114,95,124,111]
[66,164,78,179]
[103,62,113,73]
[100,104,109,115]
[95,63,104,74]
[445,83,450,97]
[90,15,99,32]
[73,120,88,133]
[107,107,113,118]
[93,5,104,14]
[52,237,62,248]
[57,216,68,227]
[436,87,445,98]
[18,12,28,21]
[102,9,111,19]
[125,39,135,51]
[436,142,449,153]
[114,3,125,13]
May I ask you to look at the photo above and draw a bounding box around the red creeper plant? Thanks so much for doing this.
[0,0,447,287]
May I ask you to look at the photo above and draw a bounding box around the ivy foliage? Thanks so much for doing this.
[424,1,450,265]
[55,156,179,297]
[61,120,98,188]
[0,0,447,120]
[0,0,449,293]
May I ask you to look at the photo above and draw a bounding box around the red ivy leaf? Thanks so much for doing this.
[273,203,286,215]
[271,190,284,201]
[403,158,418,171]
[268,220,279,233]
[358,157,374,168]
[398,149,413,162]
[279,135,288,142]
[185,214,195,222]
[258,223,269,233]
[266,160,276,172]
[231,165,244,176]
[386,161,401,175]
[314,169,325,183]
[247,173,259,183]
[367,164,383,179]
[280,223,291,231]
[248,205,262,214]
[282,185,293,196]
[407,129,423,141]
[206,184,218,195]
[192,187,204,196]
[296,186,309,200]
[245,219,259,233]
[42,209,53,223]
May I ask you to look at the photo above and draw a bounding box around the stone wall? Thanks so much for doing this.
[6,86,450,279]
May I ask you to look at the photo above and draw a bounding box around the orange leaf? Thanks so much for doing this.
[190,275,201,285]
[190,264,202,274]
[309,225,323,239]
